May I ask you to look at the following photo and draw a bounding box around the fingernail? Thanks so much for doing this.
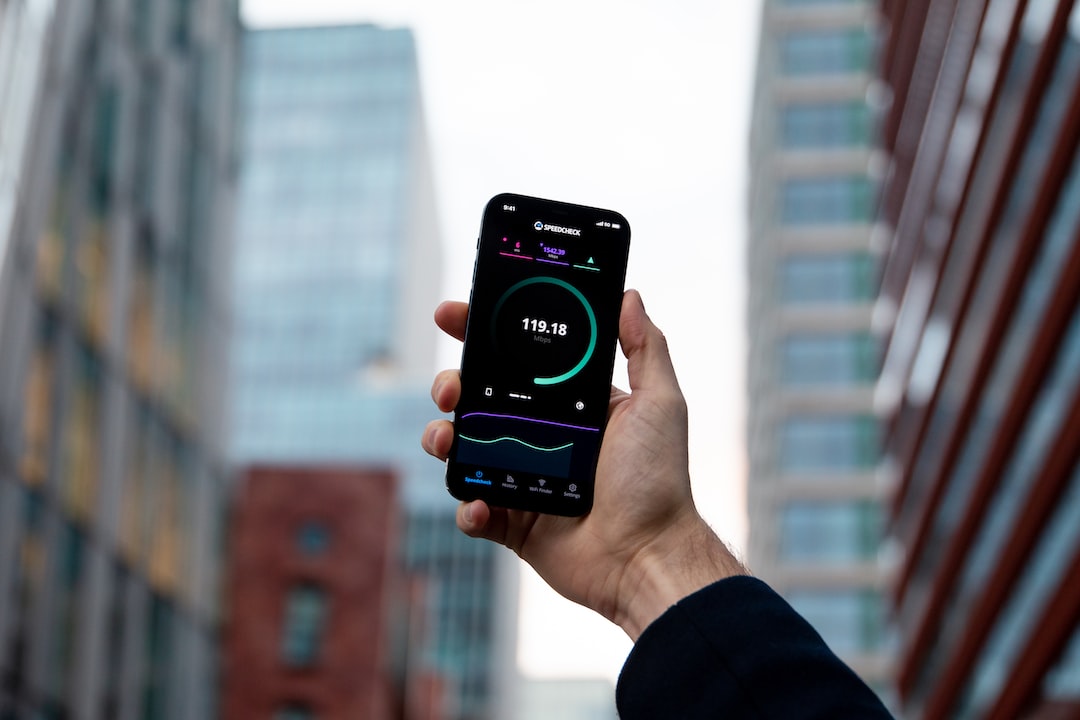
[463,503,474,525]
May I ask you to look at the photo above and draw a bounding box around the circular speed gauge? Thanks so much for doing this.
[491,277,597,386]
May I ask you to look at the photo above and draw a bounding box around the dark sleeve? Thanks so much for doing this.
[615,576,894,720]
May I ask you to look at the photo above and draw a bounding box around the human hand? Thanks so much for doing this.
[422,290,746,639]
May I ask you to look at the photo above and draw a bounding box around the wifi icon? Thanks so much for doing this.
[538,479,546,487]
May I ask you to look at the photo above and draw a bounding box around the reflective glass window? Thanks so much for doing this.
[782,176,875,225]
[781,501,882,563]
[780,252,877,303]
[781,415,878,472]
[143,595,174,720]
[50,523,85,701]
[282,584,328,667]
[782,333,878,385]
[20,311,59,485]
[61,344,103,522]
[296,522,330,556]
[780,29,872,76]
[274,705,316,720]
[1043,622,1080,699]
[781,101,870,148]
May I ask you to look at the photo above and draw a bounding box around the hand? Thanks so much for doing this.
[422,290,746,639]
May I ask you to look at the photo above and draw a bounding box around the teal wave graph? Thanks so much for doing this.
[457,433,574,477]
[459,435,573,453]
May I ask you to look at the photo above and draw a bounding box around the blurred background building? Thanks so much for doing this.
[0,1,239,719]
[226,24,503,720]
[875,0,1080,717]
[223,466,447,720]
[745,0,892,697]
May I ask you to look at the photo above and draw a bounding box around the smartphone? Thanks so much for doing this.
[445,193,631,516]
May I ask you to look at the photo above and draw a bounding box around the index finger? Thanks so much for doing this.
[435,301,469,342]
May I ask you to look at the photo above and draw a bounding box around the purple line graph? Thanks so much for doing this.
[459,412,600,433]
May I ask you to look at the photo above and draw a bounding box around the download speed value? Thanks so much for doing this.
[521,317,569,336]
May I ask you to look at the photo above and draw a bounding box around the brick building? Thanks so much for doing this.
[222,466,445,720]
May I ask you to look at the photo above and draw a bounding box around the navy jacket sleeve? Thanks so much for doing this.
[616,576,894,719]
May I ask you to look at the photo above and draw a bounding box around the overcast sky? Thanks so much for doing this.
[243,0,763,685]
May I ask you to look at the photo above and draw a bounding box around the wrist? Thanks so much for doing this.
[614,513,747,641]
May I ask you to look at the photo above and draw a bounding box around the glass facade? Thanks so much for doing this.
[0,2,237,719]
[747,0,888,699]
[404,510,496,715]
[232,25,496,719]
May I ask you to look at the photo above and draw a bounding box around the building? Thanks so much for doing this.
[230,24,501,719]
[0,1,239,719]
[222,466,446,720]
[745,0,892,695]
[875,0,1080,717]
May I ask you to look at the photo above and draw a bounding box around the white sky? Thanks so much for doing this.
[243,0,762,687]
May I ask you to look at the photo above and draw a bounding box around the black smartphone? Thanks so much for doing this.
[445,193,631,516]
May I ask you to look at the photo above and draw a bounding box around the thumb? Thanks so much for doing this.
[619,290,680,394]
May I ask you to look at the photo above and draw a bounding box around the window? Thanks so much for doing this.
[62,344,103,521]
[20,311,58,485]
[281,585,328,667]
[781,501,882,563]
[274,704,316,720]
[296,522,330,556]
[780,253,877,303]
[781,176,874,225]
[781,415,878,472]
[781,102,870,148]
[780,29,872,76]
[781,333,879,385]
[787,589,883,653]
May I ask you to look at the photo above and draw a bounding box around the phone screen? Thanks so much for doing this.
[445,193,631,516]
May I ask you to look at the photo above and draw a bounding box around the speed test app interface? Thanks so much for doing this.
[448,194,630,515]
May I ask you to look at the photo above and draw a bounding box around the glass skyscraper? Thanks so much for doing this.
[231,24,499,719]
[745,0,891,698]
[0,2,240,718]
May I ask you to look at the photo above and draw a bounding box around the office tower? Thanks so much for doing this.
[875,0,1080,717]
[231,25,498,719]
[745,0,891,695]
[0,1,239,719]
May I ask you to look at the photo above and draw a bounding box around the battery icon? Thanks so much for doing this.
[611,223,622,230]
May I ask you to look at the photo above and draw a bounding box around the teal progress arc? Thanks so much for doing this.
[492,276,597,386]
